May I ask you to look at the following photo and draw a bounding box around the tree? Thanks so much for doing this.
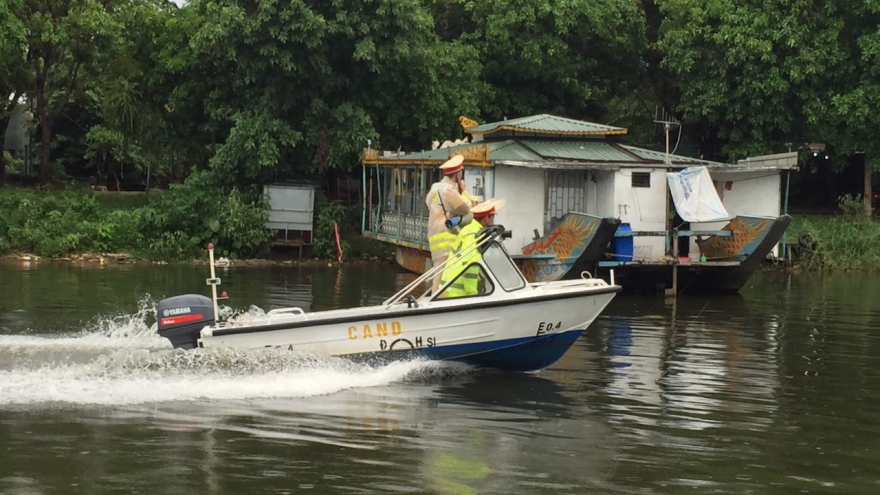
[81,0,178,190]
[22,0,123,185]
[182,0,484,191]
[823,3,880,218]
[0,0,30,186]
[151,3,220,183]
[440,0,648,123]
[655,0,846,160]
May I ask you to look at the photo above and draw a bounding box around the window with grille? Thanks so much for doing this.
[545,170,587,232]
[631,172,651,188]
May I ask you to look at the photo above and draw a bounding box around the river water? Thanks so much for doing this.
[1,260,879,494]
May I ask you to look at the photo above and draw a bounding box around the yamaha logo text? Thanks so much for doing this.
[163,307,192,317]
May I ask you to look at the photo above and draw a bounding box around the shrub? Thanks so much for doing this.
[310,195,392,260]
[0,189,107,257]
[138,171,274,260]
[312,195,349,259]
[0,173,274,260]
[789,205,880,271]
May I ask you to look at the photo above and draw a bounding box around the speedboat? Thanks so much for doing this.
[155,225,621,372]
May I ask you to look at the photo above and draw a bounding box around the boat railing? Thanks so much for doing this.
[266,307,308,321]
[383,226,501,309]
[267,307,305,316]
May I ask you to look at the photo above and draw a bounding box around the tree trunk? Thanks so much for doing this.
[36,79,51,187]
[35,72,51,186]
[39,119,51,186]
[865,154,873,219]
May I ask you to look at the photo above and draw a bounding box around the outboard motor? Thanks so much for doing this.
[156,294,215,349]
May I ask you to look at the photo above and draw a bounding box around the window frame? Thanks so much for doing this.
[482,242,527,292]
[631,172,651,188]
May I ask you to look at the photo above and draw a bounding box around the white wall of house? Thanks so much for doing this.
[613,168,668,261]
[585,171,599,215]
[493,165,546,255]
[469,164,785,262]
[593,170,616,218]
[712,170,782,217]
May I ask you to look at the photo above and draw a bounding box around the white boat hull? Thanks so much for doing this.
[196,281,617,372]
[157,230,621,372]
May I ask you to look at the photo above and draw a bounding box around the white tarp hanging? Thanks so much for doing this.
[665,166,730,223]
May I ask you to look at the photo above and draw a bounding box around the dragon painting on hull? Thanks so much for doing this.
[697,216,778,261]
[518,213,620,283]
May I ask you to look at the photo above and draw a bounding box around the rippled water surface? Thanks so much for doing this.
[2,261,880,494]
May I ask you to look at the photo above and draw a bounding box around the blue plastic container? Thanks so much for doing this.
[612,223,634,262]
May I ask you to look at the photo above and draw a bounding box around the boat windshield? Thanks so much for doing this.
[483,242,526,291]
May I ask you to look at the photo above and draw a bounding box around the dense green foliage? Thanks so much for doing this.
[0,185,390,261]
[311,194,391,260]
[655,0,842,159]
[5,0,880,259]
[4,0,880,187]
[0,178,274,260]
[182,0,484,190]
[1,189,115,257]
[137,171,274,260]
[433,0,647,122]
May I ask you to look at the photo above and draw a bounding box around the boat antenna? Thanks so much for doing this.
[206,243,221,321]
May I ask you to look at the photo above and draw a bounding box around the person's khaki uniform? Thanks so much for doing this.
[425,176,472,291]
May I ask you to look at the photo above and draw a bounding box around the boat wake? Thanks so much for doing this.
[0,300,468,408]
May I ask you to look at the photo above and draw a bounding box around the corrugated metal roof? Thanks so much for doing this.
[521,141,638,162]
[733,151,799,170]
[466,114,627,137]
[487,140,543,161]
[618,145,722,166]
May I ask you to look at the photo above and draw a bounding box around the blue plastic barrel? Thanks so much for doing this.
[612,223,634,262]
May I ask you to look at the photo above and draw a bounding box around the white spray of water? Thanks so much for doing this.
[0,298,464,408]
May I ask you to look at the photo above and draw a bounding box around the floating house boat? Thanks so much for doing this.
[362,114,798,294]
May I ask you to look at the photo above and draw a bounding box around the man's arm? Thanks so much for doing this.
[441,188,471,217]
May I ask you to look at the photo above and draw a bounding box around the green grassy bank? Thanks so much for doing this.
[787,213,880,272]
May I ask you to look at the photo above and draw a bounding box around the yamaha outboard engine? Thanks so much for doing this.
[156,294,215,349]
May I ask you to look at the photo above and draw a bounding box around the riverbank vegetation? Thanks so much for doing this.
[788,196,880,272]
[4,0,880,260]
[3,181,879,271]
[0,180,388,261]
[0,178,272,260]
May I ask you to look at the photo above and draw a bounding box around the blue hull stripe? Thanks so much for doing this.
[348,329,585,372]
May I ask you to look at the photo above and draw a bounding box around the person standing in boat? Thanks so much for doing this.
[439,198,505,298]
[425,154,474,291]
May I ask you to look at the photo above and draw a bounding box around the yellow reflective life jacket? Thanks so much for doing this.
[440,221,483,297]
